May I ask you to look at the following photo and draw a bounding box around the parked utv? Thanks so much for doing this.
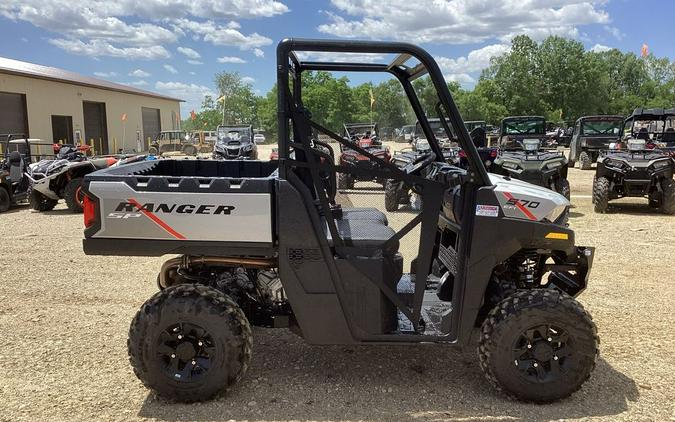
[0,135,31,212]
[337,122,391,189]
[212,125,258,160]
[493,116,570,199]
[82,39,598,404]
[28,145,118,212]
[569,115,623,170]
[593,108,675,214]
[149,130,198,156]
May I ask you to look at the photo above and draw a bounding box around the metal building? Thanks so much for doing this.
[0,57,182,154]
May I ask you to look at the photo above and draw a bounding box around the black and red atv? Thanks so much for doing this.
[337,122,391,189]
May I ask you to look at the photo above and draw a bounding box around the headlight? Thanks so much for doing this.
[652,159,671,169]
[605,158,624,168]
[547,161,562,169]
[503,161,519,170]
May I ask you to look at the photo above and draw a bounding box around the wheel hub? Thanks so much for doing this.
[532,343,553,362]
[175,342,196,361]
[156,322,215,382]
[512,324,571,383]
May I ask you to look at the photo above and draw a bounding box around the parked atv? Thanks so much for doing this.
[82,39,598,404]
[149,130,198,156]
[493,116,570,199]
[593,108,675,214]
[212,125,258,160]
[0,135,31,212]
[27,145,118,212]
[458,127,498,171]
[337,122,391,189]
[569,115,623,170]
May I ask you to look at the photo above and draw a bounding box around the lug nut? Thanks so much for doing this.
[533,363,538,367]
[547,337,552,342]
[198,341,203,346]
[554,356,559,361]
[191,360,196,365]
[527,344,532,349]
[170,354,176,359]
[177,334,183,340]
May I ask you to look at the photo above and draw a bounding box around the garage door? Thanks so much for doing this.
[142,107,161,150]
[0,92,28,136]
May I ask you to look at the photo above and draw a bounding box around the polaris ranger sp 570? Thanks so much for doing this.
[82,39,598,404]
[569,115,623,170]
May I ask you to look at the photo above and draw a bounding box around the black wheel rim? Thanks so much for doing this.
[512,324,572,383]
[157,322,217,382]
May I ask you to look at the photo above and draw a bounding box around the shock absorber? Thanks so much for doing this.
[513,250,540,286]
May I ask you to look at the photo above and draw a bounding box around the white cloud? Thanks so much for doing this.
[591,43,612,53]
[445,73,475,84]
[94,71,117,78]
[604,25,624,41]
[436,44,511,75]
[241,76,255,84]
[129,80,149,86]
[217,56,247,64]
[49,39,170,60]
[129,69,151,77]
[174,19,272,50]
[187,59,203,65]
[253,48,264,58]
[0,0,287,59]
[164,64,178,74]
[177,46,201,59]
[318,0,610,44]
[155,81,216,113]
[296,51,387,63]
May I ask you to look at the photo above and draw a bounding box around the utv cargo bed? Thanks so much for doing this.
[82,159,278,257]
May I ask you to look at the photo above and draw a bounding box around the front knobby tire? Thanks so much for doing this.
[128,284,252,402]
[64,177,84,213]
[478,289,599,403]
[28,186,58,211]
[659,178,675,215]
[592,177,610,213]
[384,179,400,212]
[579,152,592,170]
[556,178,571,200]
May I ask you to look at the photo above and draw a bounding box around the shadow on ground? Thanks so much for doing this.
[138,329,637,422]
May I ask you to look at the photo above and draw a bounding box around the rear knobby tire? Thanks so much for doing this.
[478,289,598,403]
[579,152,592,170]
[659,178,675,215]
[592,177,610,213]
[28,187,58,212]
[128,284,252,402]
[64,177,84,213]
[337,173,353,190]
[384,179,400,212]
[0,186,10,213]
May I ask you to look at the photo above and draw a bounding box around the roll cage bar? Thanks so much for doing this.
[276,38,490,186]
[624,108,675,139]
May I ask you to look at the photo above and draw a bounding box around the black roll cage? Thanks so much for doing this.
[623,108,675,139]
[275,39,491,341]
[276,38,490,186]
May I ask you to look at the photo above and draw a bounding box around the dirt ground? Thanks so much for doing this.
[1,145,675,422]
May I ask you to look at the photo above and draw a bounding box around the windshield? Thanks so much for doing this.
[217,127,251,144]
[416,119,453,140]
[402,125,414,135]
[581,120,621,136]
[465,121,486,132]
[345,124,377,140]
[502,118,545,135]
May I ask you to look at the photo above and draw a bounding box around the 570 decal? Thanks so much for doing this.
[505,198,540,209]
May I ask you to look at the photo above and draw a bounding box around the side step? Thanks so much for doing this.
[396,274,452,335]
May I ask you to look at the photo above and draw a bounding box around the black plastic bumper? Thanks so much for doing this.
[546,246,594,297]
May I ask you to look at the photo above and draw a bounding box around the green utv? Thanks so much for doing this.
[493,116,571,199]
[82,39,598,404]
[569,115,624,170]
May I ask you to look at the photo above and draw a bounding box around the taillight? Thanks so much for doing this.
[83,195,97,228]
[458,150,467,158]
[490,149,498,158]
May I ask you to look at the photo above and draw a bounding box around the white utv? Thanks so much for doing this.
[81,39,598,404]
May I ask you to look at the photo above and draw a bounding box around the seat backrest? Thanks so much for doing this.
[662,128,675,143]
[636,127,650,141]
[8,151,23,184]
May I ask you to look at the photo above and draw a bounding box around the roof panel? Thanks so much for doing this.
[0,56,183,102]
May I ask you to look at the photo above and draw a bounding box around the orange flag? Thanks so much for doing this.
[121,113,127,121]
[190,110,197,121]
[641,43,649,58]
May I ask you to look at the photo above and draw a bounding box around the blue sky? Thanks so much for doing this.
[0,0,672,114]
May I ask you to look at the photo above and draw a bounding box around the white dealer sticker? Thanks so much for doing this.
[475,204,499,217]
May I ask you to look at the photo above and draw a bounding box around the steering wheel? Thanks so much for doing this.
[408,151,436,175]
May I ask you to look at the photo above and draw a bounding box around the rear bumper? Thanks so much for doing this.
[547,246,594,297]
